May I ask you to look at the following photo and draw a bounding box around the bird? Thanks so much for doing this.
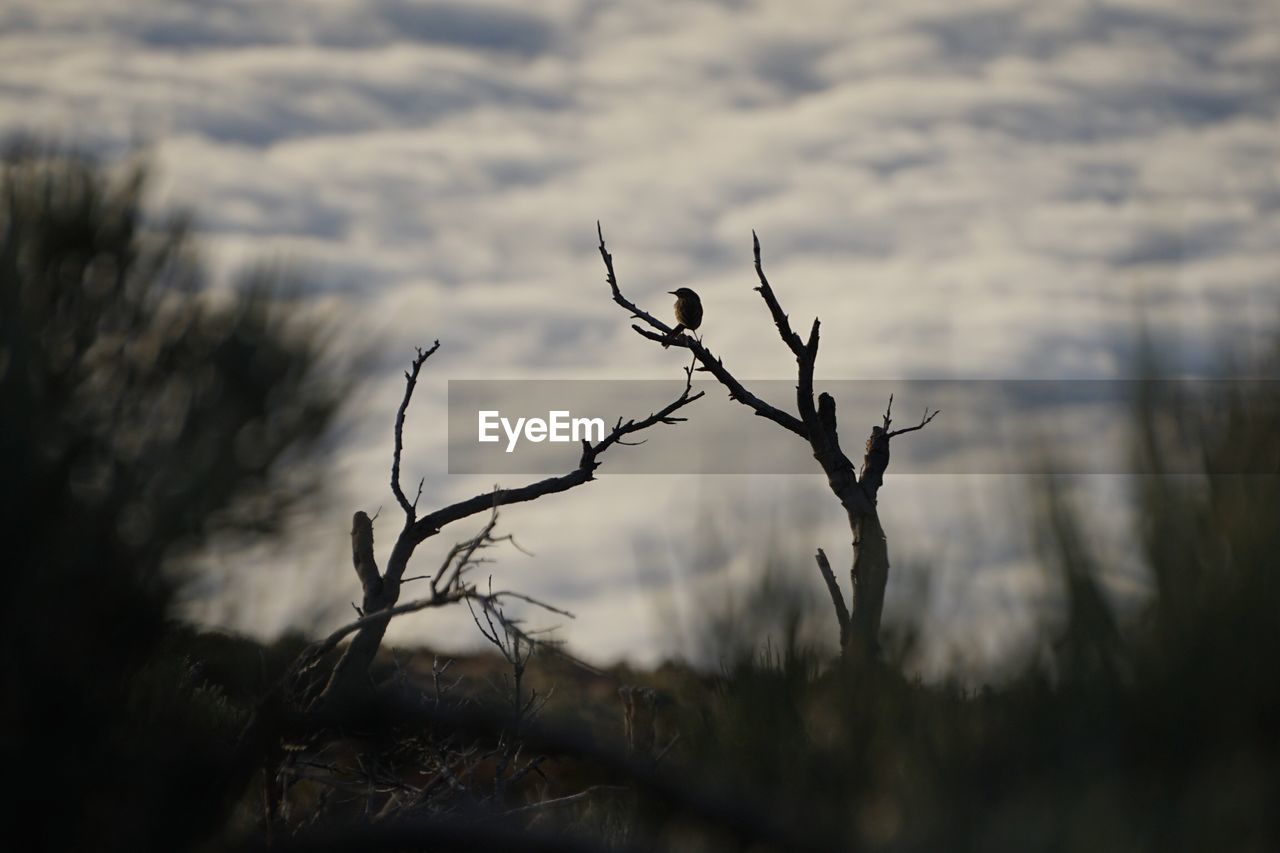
[662,287,703,348]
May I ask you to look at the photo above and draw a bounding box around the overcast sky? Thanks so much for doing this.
[5,0,1278,674]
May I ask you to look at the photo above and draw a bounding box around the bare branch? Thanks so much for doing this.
[391,341,440,518]
[585,362,703,459]
[431,506,501,595]
[500,785,627,817]
[752,229,813,360]
[750,231,824,438]
[653,732,682,766]
[599,223,807,438]
[469,585,574,670]
[292,590,469,680]
[403,473,592,567]
[293,584,573,684]
[887,405,941,439]
[815,548,850,650]
[597,221,673,335]
[401,373,702,560]
[350,511,382,600]
[488,590,575,619]
[878,393,939,438]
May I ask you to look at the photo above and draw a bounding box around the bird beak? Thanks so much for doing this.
[668,290,678,295]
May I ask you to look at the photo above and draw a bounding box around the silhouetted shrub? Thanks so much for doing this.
[0,145,343,851]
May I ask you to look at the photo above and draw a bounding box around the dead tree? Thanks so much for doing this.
[307,341,703,710]
[598,225,937,658]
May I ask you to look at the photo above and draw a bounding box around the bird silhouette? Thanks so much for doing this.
[662,287,703,348]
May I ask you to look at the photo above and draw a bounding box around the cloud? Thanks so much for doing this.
[374,1,559,57]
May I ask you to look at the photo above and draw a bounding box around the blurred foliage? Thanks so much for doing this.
[0,145,344,850]
[642,341,1279,852]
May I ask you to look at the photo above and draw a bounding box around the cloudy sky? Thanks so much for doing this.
[5,0,1278,674]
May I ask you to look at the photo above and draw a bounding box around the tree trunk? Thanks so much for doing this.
[849,510,889,656]
[311,511,400,709]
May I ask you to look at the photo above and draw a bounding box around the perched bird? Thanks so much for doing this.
[662,287,703,348]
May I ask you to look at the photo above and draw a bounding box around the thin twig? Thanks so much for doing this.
[431,506,501,595]
[500,785,628,817]
[752,229,814,359]
[887,405,941,438]
[290,585,572,682]
[391,341,440,518]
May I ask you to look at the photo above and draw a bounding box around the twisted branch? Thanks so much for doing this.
[599,222,807,438]
[391,341,440,518]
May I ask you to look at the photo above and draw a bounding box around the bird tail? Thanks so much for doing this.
[661,323,686,349]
